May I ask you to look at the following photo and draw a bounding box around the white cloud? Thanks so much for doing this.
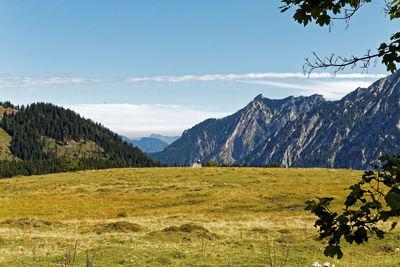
[66,104,230,138]
[0,72,386,89]
[126,72,386,83]
[0,76,112,88]
[240,79,375,100]
[0,72,386,102]
[239,80,312,91]
[305,80,374,99]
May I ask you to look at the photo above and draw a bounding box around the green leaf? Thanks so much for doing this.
[344,233,354,244]
[354,228,368,244]
[372,227,385,239]
[378,43,388,50]
[337,215,349,224]
[391,222,398,231]
[280,6,290,13]
[324,245,343,259]
[385,188,400,210]
[378,211,392,222]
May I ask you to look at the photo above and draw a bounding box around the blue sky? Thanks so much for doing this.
[0,1,398,137]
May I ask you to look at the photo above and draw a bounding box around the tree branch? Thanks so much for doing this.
[303,51,381,75]
[331,5,361,21]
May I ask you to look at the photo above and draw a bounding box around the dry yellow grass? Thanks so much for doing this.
[0,167,398,266]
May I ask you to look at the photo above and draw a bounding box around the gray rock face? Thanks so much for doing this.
[244,71,400,169]
[151,71,400,169]
[152,93,325,166]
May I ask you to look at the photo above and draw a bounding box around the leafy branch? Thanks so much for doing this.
[303,32,400,74]
[280,0,373,27]
[280,0,400,73]
[306,153,400,259]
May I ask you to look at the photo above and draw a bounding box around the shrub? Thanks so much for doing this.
[117,211,127,217]
[203,161,218,167]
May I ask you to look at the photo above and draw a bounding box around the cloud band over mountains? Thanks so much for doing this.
[2,71,387,137]
[0,72,385,88]
[125,72,385,82]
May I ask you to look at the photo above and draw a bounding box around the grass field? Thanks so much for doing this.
[0,167,398,266]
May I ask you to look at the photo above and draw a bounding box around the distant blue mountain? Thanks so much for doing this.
[121,134,180,153]
[149,134,180,145]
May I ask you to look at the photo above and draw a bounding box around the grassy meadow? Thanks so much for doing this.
[0,167,398,266]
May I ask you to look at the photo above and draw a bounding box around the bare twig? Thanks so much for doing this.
[279,246,290,267]
[303,50,384,75]
[86,250,95,267]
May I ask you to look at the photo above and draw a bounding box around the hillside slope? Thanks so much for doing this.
[0,103,19,161]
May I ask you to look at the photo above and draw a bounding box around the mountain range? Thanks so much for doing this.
[151,71,400,169]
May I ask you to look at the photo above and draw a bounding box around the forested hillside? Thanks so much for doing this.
[0,102,162,178]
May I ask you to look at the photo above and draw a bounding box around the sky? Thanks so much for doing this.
[0,1,398,137]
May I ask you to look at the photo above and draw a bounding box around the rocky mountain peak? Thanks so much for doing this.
[253,94,265,101]
[249,94,325,112]
[152,93,325,166]
[309,94,325,101]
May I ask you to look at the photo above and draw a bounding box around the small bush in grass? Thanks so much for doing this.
[251,227,270,234]
[162,226,180,232]
[172,251,186,259]
[117,211,127,217]
[179,223,208,233]
[104,222,143,232]
[203,161,218,167]
[94,221,143,234]
[161,223,218,240]
[277,229,291,234]
[2,218,62,228]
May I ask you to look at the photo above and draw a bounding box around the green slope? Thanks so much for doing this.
[0,105,19,161]
[0,128,18,161]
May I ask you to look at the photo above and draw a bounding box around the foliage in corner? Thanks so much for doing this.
[305,153,400,259]
[280,0,400,73]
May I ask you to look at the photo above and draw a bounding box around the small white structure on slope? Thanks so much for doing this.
[192,159,202,168]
